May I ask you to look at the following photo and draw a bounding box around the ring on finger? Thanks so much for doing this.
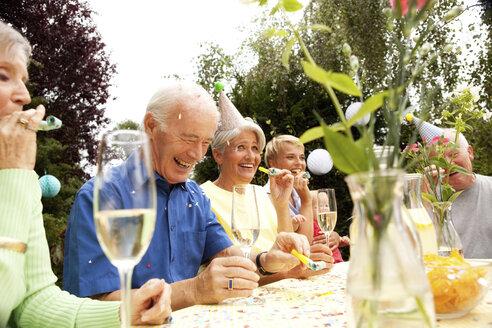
[18,118,29,126]
[227,278,233,291]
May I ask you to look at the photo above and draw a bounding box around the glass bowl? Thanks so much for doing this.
[425,258,492,319]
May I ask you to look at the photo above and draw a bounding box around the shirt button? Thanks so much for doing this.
[171,256,175,262]
[170,225,174,231]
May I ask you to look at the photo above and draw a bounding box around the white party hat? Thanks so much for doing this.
[412,116,443,141]
[215,82,247,131]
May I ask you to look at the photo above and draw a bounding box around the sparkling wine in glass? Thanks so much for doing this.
[94,130,157,328]
[316,188,337,244]
[231,184,263,305]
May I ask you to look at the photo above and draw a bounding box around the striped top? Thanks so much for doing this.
[0,169,121,327]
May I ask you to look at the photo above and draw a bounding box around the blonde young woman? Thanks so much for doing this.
[264,135,346,263]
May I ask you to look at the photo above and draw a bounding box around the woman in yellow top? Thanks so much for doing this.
[200,117,296,252]
[200,86,313,251]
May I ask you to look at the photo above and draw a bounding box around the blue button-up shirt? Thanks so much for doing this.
[63,153,232,297]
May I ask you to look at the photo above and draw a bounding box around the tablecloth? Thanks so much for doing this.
[156,262,492,328]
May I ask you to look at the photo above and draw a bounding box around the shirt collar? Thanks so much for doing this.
[153,171,189,192]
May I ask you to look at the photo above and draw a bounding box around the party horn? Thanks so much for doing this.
[258,167,281,176]
[294,169,311,179]
[291,249,326,271]
[39,115,62,131]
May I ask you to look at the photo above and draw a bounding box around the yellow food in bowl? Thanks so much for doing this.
[424,249,490,316]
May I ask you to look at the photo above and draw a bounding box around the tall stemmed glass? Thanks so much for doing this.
[315,188,337,244]
[231,184,263,305]
[94,130,157,328]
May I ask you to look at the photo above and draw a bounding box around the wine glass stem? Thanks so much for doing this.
[118,265,134,328]
[241,247,252,261]
[325,231,331,247]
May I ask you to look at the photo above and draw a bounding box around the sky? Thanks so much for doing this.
[87,0,261,127]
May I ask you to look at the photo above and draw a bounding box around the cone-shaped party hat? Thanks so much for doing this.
[215,82,247,131]
[411,116,443,141]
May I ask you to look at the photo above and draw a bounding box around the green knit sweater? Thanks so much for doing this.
[0,169,121,327]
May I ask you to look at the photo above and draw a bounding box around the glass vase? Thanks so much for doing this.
[345,169,435,328]
[429,201,463,257]
[403,173,438,256]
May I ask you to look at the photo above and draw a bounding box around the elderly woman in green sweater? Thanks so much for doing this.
[0,20,171,327]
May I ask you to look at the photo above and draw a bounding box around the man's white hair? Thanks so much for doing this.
[442,128,469,149]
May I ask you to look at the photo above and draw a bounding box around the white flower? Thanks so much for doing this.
[469,86,480,103]
[434,118,442,124]
[483,112,492,120]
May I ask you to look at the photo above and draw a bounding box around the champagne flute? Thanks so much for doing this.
[315,188,337,245]
[230,184,263,305]
[94,130,157,328]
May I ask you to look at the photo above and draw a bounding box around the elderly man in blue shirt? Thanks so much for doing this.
[63,81,311,310]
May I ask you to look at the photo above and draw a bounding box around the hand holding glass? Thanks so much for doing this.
[315,188,337,245]
[94,130,157,328]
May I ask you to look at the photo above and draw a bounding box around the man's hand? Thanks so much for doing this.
[129,279,172,326]
[285,243,334,279]
[192,256,259,304]
[261,232,310,273]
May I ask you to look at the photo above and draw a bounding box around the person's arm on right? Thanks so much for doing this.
[268,170,295,233]
[293,174,313,243]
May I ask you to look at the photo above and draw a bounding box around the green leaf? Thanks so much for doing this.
[270,3,280,15]
[299,126,323,144]
[282,37,296,71]
[259,0,268,5]
[447,190,464,203]
[282,0,303,12]
[346,92,387,126]
[320,125,368,174]
[301,61,361,97]
[301,61,328,84]
[301,24,332,33]
[422,193,438,204]
[327,72,362,97]
[263,28,276,38]
[299,123,345,145]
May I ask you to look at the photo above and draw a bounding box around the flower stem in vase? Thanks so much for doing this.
[345,170,435,328]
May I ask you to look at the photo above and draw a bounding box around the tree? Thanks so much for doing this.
[1,0,116,285]
[0,0,116,171]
